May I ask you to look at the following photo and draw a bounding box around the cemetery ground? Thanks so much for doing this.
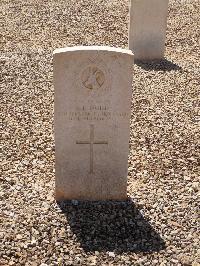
[1,0,199,265]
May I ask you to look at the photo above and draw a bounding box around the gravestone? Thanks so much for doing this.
[129,0,169,60]
[54,46,133,201]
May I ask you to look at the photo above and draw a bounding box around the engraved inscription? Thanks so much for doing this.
[62,108,129,121]
[82,66,105,90]
[76,125,108,174]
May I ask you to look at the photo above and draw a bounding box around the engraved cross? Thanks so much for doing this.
[76,125,108,174]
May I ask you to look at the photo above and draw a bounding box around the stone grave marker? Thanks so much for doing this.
[129,0,169,60]
[54,46,133,201]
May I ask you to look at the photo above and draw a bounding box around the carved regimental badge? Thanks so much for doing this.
[81,66,105,90]
[75,57,112,95]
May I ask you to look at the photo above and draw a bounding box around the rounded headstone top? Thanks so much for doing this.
[53,46,133,56]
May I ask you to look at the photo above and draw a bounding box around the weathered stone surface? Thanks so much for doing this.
[54,46,133,201]
[129,0,169,60]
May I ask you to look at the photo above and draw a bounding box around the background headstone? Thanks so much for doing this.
[54,46,133,201]
[129,0,169,60]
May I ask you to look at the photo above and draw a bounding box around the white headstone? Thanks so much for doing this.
[54,46,133,201]
[129,0,169,60]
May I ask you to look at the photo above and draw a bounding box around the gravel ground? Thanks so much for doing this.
[1,0,199,265]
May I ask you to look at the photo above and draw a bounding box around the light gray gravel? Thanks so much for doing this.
[1,0,199,265]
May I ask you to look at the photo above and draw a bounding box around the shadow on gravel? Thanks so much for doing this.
[58,199,166,254]
[135,58,182,72]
